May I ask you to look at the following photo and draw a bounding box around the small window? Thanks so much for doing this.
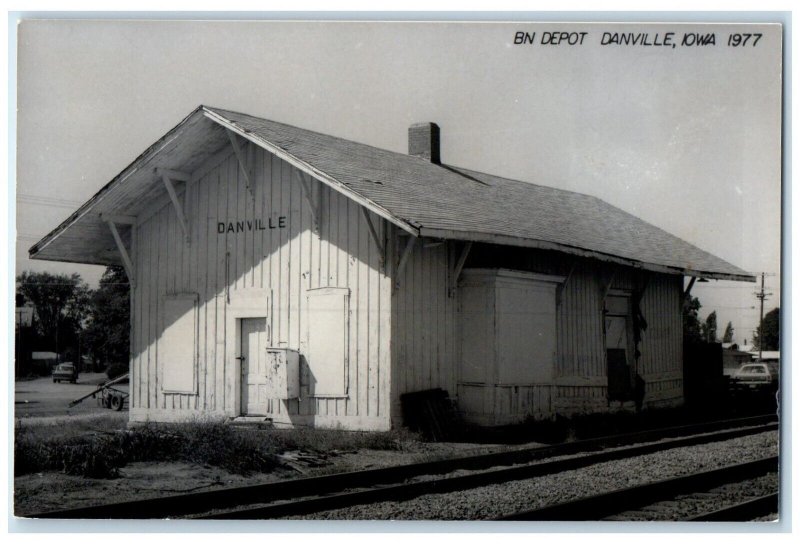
[159,294,198,393]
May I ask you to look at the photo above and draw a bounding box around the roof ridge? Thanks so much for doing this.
[204,105,430,161]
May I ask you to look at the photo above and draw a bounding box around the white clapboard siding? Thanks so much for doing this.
[130,144,392,429]
[128,143,684,427]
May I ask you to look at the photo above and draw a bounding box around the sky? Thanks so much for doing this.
[14,19,782,347]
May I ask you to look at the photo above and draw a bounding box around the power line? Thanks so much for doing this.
[694,284,778,289]
[17,194,83,208]
[16,235,45,242]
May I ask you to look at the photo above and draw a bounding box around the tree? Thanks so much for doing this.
[753,307,780,351]
[16,271,90,355]
[722,321,734,343]
[683,295,704,343]
[701,311,718,343]
[82,267,130,369]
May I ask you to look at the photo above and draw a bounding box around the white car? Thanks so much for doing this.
[731,362,779,393]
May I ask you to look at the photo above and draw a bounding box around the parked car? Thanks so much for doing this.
[730,362,779,393]
[52,362,78,384]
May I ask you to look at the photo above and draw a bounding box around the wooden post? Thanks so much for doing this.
[556,260,577,307]
[160,172,191,244]
[450,241,473,297]
[361,208,385,266]
[106,220,135,287]
[394,235,416,291]
[227,129,255,197]
[295,169,320,233]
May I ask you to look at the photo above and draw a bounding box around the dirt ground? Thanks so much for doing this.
[15,447,507,517]
[13,408,521,518]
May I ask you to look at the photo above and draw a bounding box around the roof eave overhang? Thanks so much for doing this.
[29,106,420,265]
[419,227,756,283]
[29,105,752,285]
[28,105,210,261]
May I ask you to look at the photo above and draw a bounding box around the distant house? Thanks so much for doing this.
[14,306,34,327]
[30,351,57,362]
[722,348,754,377]
[751,350,780,363]
[29,351,58,374]
[29,106,754,429]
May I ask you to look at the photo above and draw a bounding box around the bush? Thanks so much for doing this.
[59,440,124,478]
[14,430,125,478]
[15,420,280,479]
[105,363,128,380]
[14,419,421,479]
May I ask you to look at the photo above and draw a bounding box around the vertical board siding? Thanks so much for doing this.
[128,153,684,426]
[131,145,392,426]
[446,245,684,419]
[638,274,683,402]
[556,262,605,381]
[391,239,458,419]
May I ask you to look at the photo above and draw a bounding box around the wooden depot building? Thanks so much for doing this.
[30,106,755,430]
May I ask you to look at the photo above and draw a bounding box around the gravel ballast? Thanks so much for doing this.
[285,430,779,521]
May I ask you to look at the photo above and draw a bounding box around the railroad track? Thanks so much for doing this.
[29,414,777,520]
[686,493,779,521]
[497,456,779,521]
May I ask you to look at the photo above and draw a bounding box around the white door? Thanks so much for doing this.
[240,318,268,415]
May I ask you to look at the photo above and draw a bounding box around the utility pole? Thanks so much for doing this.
[755,272,773,361]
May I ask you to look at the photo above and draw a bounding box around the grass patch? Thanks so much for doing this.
[267,426,419,453]
[15,418,420,479]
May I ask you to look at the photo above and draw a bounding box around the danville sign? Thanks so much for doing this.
[217,217,287,234]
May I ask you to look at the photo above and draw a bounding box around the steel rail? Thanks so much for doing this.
[198,422,778,520]
[29,415,777,520]
[496,456,778,521]
[685,493,779,521]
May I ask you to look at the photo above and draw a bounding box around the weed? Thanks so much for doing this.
[14,418,419,479]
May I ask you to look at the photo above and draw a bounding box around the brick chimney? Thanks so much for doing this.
[408,122,441,164]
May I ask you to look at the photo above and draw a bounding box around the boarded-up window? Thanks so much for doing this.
[306,288,349,397]
[160,294,198,394]
[496,282,557,384]
[459,270,561,387]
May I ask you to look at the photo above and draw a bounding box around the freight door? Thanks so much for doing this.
[240,317,268,415]
[605,294,633,401]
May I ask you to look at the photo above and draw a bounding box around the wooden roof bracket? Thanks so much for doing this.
[105,219,135,287]
[361,208,385,267]
[99,213,136,226]
[636,271,652,303]
[556,259,577,307]
[295,169,321,234]
[159,169,191,245]
[683,276,697,310]
[226,128,255,198]
[449,241,473,297]
[601,266,619,305]
[684,276,697,298]
[394,235,416,292]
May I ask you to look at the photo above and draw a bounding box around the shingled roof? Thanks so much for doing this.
[29,105,754,282]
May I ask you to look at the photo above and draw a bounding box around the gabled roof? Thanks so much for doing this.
[29,105,754,282]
